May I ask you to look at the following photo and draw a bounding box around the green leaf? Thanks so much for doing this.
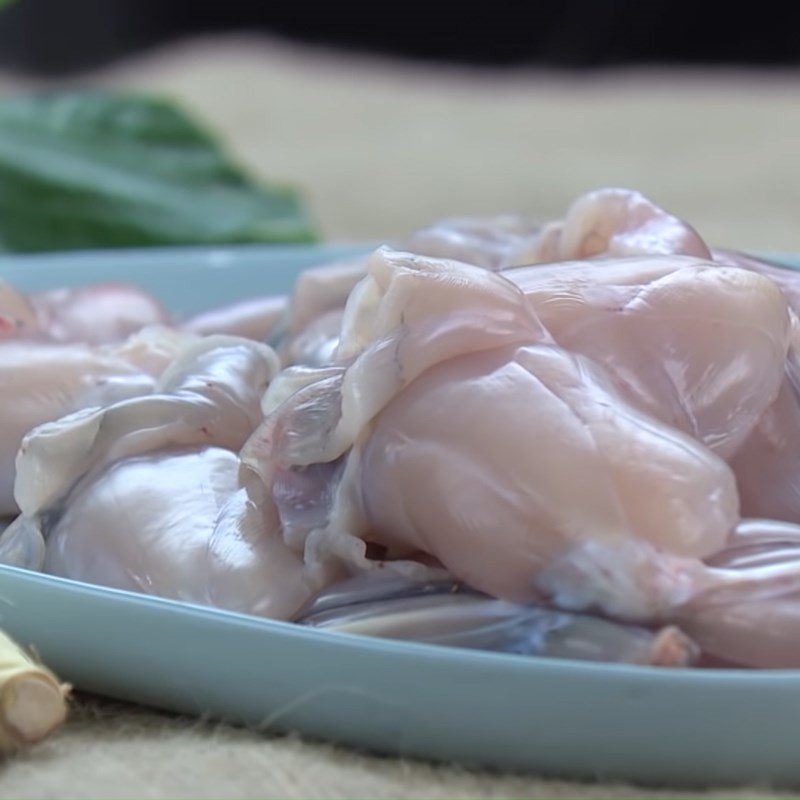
[0,91,317,252]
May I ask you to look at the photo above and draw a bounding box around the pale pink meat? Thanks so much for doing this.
[730,357,800,522]
[0,280,39,338]
[5,277,290,346]
[32,283,170,344]
[247,246,800,666]
[41,448,313,620]
[6,189,800,664]
[504,187,711,266]
[405,214,542,270]
[501,189,800,524]
[505,256,791,458]
[3,335,313,619]
[183,295,288,342]
[535,521,800,668]
[675,520,800,667]
[713,248,800,314]
[360,342,738,602]
[0,328,188,515]
[247,254,716,621]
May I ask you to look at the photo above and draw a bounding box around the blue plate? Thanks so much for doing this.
[1,244,800,788]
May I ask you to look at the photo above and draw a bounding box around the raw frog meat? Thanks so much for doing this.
[1,336,316,619]
[184,295,289,343]
[0,277,288,345]
[7,187,800,667]
[280,219,550,363]
[283,246,791,460]
[244,246,800,667]
[522,188,800,525]
[277,188,761,368]
[279,187,800,373]
[494,187,800,326]
[0,326,190,515]
[0,280,170,344]
[707,253,800,523]
[493,187,800,318]
[0,279,288,514]
[0,280,39,338]
[279,258,369,366]
[299,572,699,667]
[404,214,543,270]
[493,187,800,524]
[30,284,171,344]
[713,249,800,314]
[504,256,791,458]
[503,187,711,266]
[279,218,543,366]
[730,352,800,523]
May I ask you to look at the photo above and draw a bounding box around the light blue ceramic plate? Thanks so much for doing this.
[1,244,799,789]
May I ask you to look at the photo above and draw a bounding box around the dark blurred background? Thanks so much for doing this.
[2,0,800,74]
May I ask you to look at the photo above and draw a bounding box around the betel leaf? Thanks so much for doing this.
[0,91,317,251]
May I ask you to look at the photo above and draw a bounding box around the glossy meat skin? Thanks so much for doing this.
[243,249,552,588]
[0,273,290,512]
[183,295,289,343]
[730,357,800,522]
[0,280,38,337]
[505,187,711,265]
[246,248,547,475]
[31,284,170,344]
[248,246,800,667]
[283,219,546,348]
[713,249,800,315]
[277,258,367,366]
[10,188,800,666]
[315,248,789,468]
[361,342,737,601]
[1,276,289,345]
[3,335,315,618]
[279,219,544,366]
[0,327,188,515]
[299,572,698,667]
[13,335,278,518]
[495,189,800,524]
[279,309,343,367]
[504,256,791,458]
[42,448,313,619]
[0,280,170,343]
[532,519,800,668]
[405,215,542,270]
[248,251,721,604]
[398,193,708,273]
[707,253,800,523]
[528,190,800,525]
[288,258,367,338]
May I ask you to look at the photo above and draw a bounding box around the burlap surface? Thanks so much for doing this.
[1,36,799,798]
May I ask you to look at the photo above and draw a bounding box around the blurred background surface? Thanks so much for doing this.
[0,1,798,251]
[3,0,800,72]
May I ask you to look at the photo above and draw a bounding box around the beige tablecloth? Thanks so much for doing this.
[2,37,800,798]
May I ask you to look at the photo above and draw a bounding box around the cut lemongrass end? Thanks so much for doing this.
[0,631,69,751]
